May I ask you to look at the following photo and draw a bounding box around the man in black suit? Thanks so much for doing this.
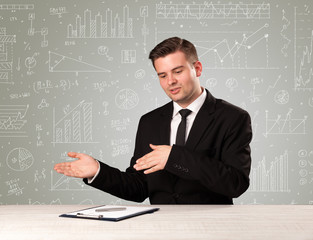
[54,37,252,204]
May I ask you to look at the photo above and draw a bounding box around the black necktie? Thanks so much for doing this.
[175,109,192,146]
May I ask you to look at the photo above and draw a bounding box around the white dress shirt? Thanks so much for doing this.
[170,88,207,146]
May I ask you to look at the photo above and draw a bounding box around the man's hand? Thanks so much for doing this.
[134,144,171,174]
[54,152,99,179]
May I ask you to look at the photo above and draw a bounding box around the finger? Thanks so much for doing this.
[149,144,158,150]
[136,154,150,166]
[144,165,159,174]
[67,152,78,158]
[135,159,159,171]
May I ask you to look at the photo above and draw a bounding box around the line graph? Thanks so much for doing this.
[195,24,275,69]
[156,2,270,20]
[264,109,307,137]
[0,105,29,137]
[294,7,313,91]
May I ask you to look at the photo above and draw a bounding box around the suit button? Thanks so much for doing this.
[173,193,180,199]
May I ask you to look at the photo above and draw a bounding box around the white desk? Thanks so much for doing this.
[0,205,313,240]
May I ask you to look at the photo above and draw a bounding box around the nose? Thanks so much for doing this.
[167,73,177,85]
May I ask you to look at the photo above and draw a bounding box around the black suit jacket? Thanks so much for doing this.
[84,89,252,204]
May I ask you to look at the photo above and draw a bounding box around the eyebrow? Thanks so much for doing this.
[157,65,184,76]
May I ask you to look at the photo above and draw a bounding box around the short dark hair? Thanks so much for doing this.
[149,37,198,67]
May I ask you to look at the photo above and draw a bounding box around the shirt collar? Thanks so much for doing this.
[172,88,207,118]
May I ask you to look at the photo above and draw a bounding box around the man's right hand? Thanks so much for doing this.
[54,152,99,179]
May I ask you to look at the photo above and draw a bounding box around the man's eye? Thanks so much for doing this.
[159,75,166,79]
[175,70,182,74]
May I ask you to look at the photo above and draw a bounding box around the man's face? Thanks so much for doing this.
[154,51,202,108]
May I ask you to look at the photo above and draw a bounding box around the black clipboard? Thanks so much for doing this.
[60,205,159,222]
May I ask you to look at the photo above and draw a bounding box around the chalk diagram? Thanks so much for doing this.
[0,105,28,137]
[50,170,94,191]
[115,89,139,110]
[249,151,290,192]
[274,90,289,104]
[294,7,313,91]
[264,109,307,137]
[156,2,270,20]
[6,147,34,171]
[48,51,110,75]
[0,27,16,84]
[195,24,273,69]
[298,149,313,186]
[52,101,95,145]
[67,5,133,39]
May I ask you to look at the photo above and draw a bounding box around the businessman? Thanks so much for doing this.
[54,37,252,204]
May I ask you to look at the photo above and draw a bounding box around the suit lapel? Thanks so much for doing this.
[159,102,173,145]
[185,89,216,151]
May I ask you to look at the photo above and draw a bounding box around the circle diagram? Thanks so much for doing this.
[274,90,289,104]
[6,148,34,171]
[115,89,139,110]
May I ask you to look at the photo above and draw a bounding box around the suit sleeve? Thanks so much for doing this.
[83,117,149,203]
[165,110,252,198]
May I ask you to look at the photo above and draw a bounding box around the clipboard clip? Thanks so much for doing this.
[76,213,103,219]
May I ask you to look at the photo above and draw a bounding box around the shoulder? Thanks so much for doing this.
[216,98,249,117]
[141,101,172,120]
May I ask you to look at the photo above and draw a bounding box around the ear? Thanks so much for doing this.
[193,61,202,77]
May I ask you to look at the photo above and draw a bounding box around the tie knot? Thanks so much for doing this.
[179,109,192,118]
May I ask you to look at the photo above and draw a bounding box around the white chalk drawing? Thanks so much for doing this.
[274,90,289,104]
[140,6,149,53]
[249,151,290,192]
[67,6,133,39]
[0,4,34,11]
[111,118,130,132]
[0,105,28,137]
[6,147,34,171]
[135,69,145,79]
[121,50,136,63]
[33,79,78,93]
[115,89,139,110]
[266,75,281,94]
[280,9,291,57]
[196,24,273,69]
[0,27,16,84]
[264,109,307,137]
[205,78,217,88]
[25,52,39,75]
[27,13,48,47]
[50,170,94,191]
[156,3,270,20]
[225,77,238,91]
[248,77,263,103]
[49,6,68,18]
[52,101,95,145]
[298,149,313,185]
[6,178,24,196]
[37,98,49,109]
[97,46,113,61]
[48,51,110,75]
[294,7,313,91]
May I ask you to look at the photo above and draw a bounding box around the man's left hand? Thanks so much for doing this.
[134,144,171,174]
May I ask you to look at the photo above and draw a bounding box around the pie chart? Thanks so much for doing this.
[6,147,34,171]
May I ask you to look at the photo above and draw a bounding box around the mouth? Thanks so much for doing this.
[169,87,181,94]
